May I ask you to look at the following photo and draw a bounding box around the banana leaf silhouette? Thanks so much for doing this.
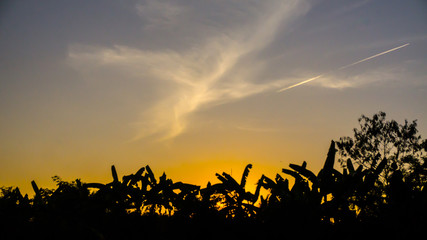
[111,165,119,183]
[258,141,348,225]
[170,181,200,217]
[31,180,40,199]
[259,174,290,208]
[205,164,260,219]
[141,167,200,216]
[288,162,317,184]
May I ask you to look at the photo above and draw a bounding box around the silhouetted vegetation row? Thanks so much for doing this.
[1,112,426,239]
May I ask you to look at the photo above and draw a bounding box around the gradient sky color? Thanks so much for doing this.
[1,0,427,194]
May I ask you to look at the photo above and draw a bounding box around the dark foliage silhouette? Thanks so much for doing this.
[337,111,427,186]
[1,112,426,239]
[205,164,261,219]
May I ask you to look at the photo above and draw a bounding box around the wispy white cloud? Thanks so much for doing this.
[312,66,406,89]
[68,0,310,141]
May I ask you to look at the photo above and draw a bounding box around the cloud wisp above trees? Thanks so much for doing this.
[67,1,418,141]
[68,0,311,140]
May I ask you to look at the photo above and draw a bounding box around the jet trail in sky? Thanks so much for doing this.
[338,43,410,70]
[277,75,323,92]
[277,43,410,92]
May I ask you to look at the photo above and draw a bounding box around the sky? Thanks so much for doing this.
[1,0,427,195]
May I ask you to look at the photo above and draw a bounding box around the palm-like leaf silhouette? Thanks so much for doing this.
[202,164,261,219]
[83,165,201,216]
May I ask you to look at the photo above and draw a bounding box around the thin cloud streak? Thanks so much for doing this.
[338,43,410,70]
[277,74,323,92]
[277,43,410,92]
[313,67,403,89]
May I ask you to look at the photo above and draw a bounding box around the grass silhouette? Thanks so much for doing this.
[1,112,426,239]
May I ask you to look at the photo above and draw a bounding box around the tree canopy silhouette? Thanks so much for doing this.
[336,111,427,188]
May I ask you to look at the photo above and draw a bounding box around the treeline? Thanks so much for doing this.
[1,112,426,239]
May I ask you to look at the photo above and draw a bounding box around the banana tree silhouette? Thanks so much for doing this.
[204,164,262,219]
[141,167,190,216]
[259,141,362,225]
[83,166,145,215]
[84,165,200,217]
[259,160,322,226]
[276,141,389,224]
[133,165,199,216]
[318,147,389,224]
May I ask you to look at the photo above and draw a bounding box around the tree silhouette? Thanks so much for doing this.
[336,111,427,187]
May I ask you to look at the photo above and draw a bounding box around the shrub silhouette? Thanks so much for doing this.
[0,112,426,239]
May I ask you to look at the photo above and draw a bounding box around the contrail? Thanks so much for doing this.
[277,75,323,92]
[338,43,410,70]
[278,43,410,92]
